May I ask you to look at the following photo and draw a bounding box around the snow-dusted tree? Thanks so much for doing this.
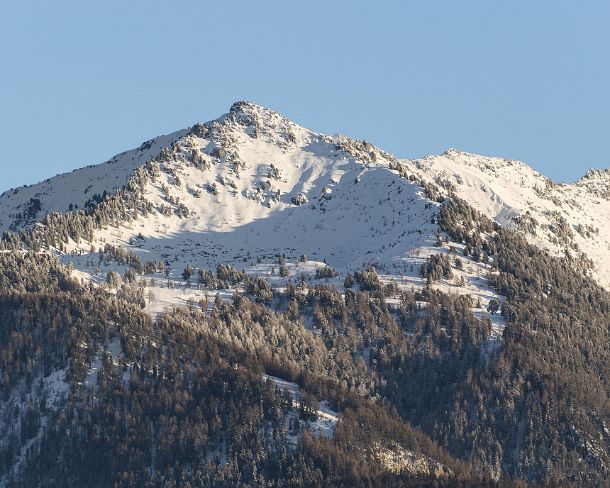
[106,271,122,288]
[182,265,193,283]
[487,299,499,315]
[344,272,355,289]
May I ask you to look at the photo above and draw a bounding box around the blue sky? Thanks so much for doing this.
[1,1,608,192]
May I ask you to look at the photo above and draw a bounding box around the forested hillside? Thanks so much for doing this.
[0,252,498,487]
[1,102,609,486]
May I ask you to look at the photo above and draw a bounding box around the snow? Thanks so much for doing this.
[0,129,188,234]
[263,374,338,440]
[42,368,70,409]
[84,335,125,388]
[11,102,593,355]
[404,148,610,289]
[50,104,506,349]
[58,107,442,297]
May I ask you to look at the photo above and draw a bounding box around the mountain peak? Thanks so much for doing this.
[442,147,468,157]
[229,99,266,115]
[227,100,266,124]
[575,168,610,197]
[193,100,313,149]
[578,167,610,182]
[225,100,292,128]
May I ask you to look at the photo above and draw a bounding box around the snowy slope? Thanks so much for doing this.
[61,101,440,274]
[51,103,500,308]
[0,129,187,233]
[404,149,610,288]
[7,101,596,329]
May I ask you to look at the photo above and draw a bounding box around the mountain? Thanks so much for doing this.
[406,148,610,288]
[2,102,608,289]
[0,101,609,487]
[0,129,187,233]
[1,101,506,327]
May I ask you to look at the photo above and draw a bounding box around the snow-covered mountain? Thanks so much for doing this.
[0,100,607,297]
[406,149,610,288]
[68,101,440,274]
[3,101,610,486]
[0,101,513,341]
[0,129,187,233]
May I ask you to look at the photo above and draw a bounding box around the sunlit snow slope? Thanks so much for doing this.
[0,101,607,296]
[47,101,442,276]
[0,129,187,233]
[404,149,610,288]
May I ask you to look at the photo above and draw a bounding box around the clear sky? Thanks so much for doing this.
[1,1,609,193]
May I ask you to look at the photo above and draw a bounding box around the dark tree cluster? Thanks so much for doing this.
[420,253,453,282]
